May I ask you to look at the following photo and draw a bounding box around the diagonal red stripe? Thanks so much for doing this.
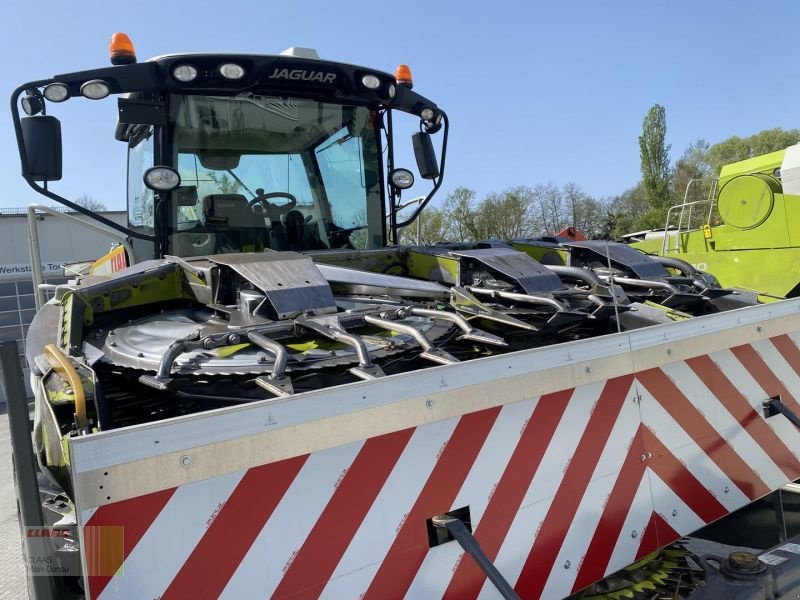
[732,343,800,413]
[772,335,800,381]
[362,406,502,600]
[642,426,728,523]
[514,375,634,599]
[687,355,800,480]
[443,389,574,599]
[573,416,732,596]
[638,368,770,500]
[161,455,308,600]
[85,487,176,599]
[636,512,680,560]
[571,426,647,593]
[271,428,414,599]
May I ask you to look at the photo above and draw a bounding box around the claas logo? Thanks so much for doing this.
[26,527,71,538]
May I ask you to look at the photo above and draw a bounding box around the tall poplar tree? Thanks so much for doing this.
[639,104,671,214]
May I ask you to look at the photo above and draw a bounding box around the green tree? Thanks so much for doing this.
[562,182,605,238]
[639,104,672,214]
[442,187,477,242]
[398,207,450,245]
[605,183,649,239]
[671,139,712,203]
[207,171,243,194]
[474,186,534,240]
[706,128,800,174]
[418,208,450,244]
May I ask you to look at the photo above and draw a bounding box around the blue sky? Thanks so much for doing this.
[1,0,798,211]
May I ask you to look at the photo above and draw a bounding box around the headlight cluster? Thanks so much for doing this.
[42,79,112,102]
[360,73,395,99]
[172,62,246,83]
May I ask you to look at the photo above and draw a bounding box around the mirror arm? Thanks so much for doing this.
[10,81,156,242]
[394,111,449,230]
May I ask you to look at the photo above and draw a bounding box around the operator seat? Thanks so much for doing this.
[202,194,265,252]
[285,209,327,251]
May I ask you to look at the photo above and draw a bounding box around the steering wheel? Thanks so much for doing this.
[247,188,297,220]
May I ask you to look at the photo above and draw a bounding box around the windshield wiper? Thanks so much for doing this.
[226,169,256,198]
[318,133,353,153]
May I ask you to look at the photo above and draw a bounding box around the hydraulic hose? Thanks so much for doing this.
[43,344,88,432]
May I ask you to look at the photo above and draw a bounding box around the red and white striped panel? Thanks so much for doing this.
[80,334,800,600]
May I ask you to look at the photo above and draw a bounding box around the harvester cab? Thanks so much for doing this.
[13,34,444,262]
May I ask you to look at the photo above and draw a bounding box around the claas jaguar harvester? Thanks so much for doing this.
[9,34,800,599]
[627,144,800,298]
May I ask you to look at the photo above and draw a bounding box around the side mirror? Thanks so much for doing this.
[20,116,62,182]
[412,132,439,180]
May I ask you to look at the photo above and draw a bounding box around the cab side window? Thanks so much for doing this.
[127,126,155,232]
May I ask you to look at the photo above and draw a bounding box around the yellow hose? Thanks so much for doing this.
[43,344,88,431]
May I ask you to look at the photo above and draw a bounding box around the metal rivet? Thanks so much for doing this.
[640,454,647,462]
[180,455,192,467]
[426,399,434,408]
[631,530,638,538]
[585,366,592,374]
[724,486,730,494]
[666,348,672,356]
[564,560,571,569]
[757,326,763,333]
[672,509,678,517]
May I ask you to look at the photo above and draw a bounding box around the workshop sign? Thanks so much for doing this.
[0,262,62,279]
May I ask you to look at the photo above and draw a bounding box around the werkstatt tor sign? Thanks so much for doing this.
[0,262,62,279]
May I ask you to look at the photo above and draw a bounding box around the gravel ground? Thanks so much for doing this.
[0,405,28,600]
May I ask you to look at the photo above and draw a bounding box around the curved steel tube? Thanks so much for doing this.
[247,332,289,377]
[156,339,192,380]
[467,287,565,311]
[408,307,474,336]
[586,294,607,307]
[329,329,373,368]
[297,320,374,368]
[364,314,433,352]
[407,307,506,346]
[605,276,679,294]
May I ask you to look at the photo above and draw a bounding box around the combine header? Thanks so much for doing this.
[7,34,800,599]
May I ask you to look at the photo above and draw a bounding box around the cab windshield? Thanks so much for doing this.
[167,94,383,256]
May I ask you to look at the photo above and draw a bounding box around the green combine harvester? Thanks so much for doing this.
[627,143,800,298]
